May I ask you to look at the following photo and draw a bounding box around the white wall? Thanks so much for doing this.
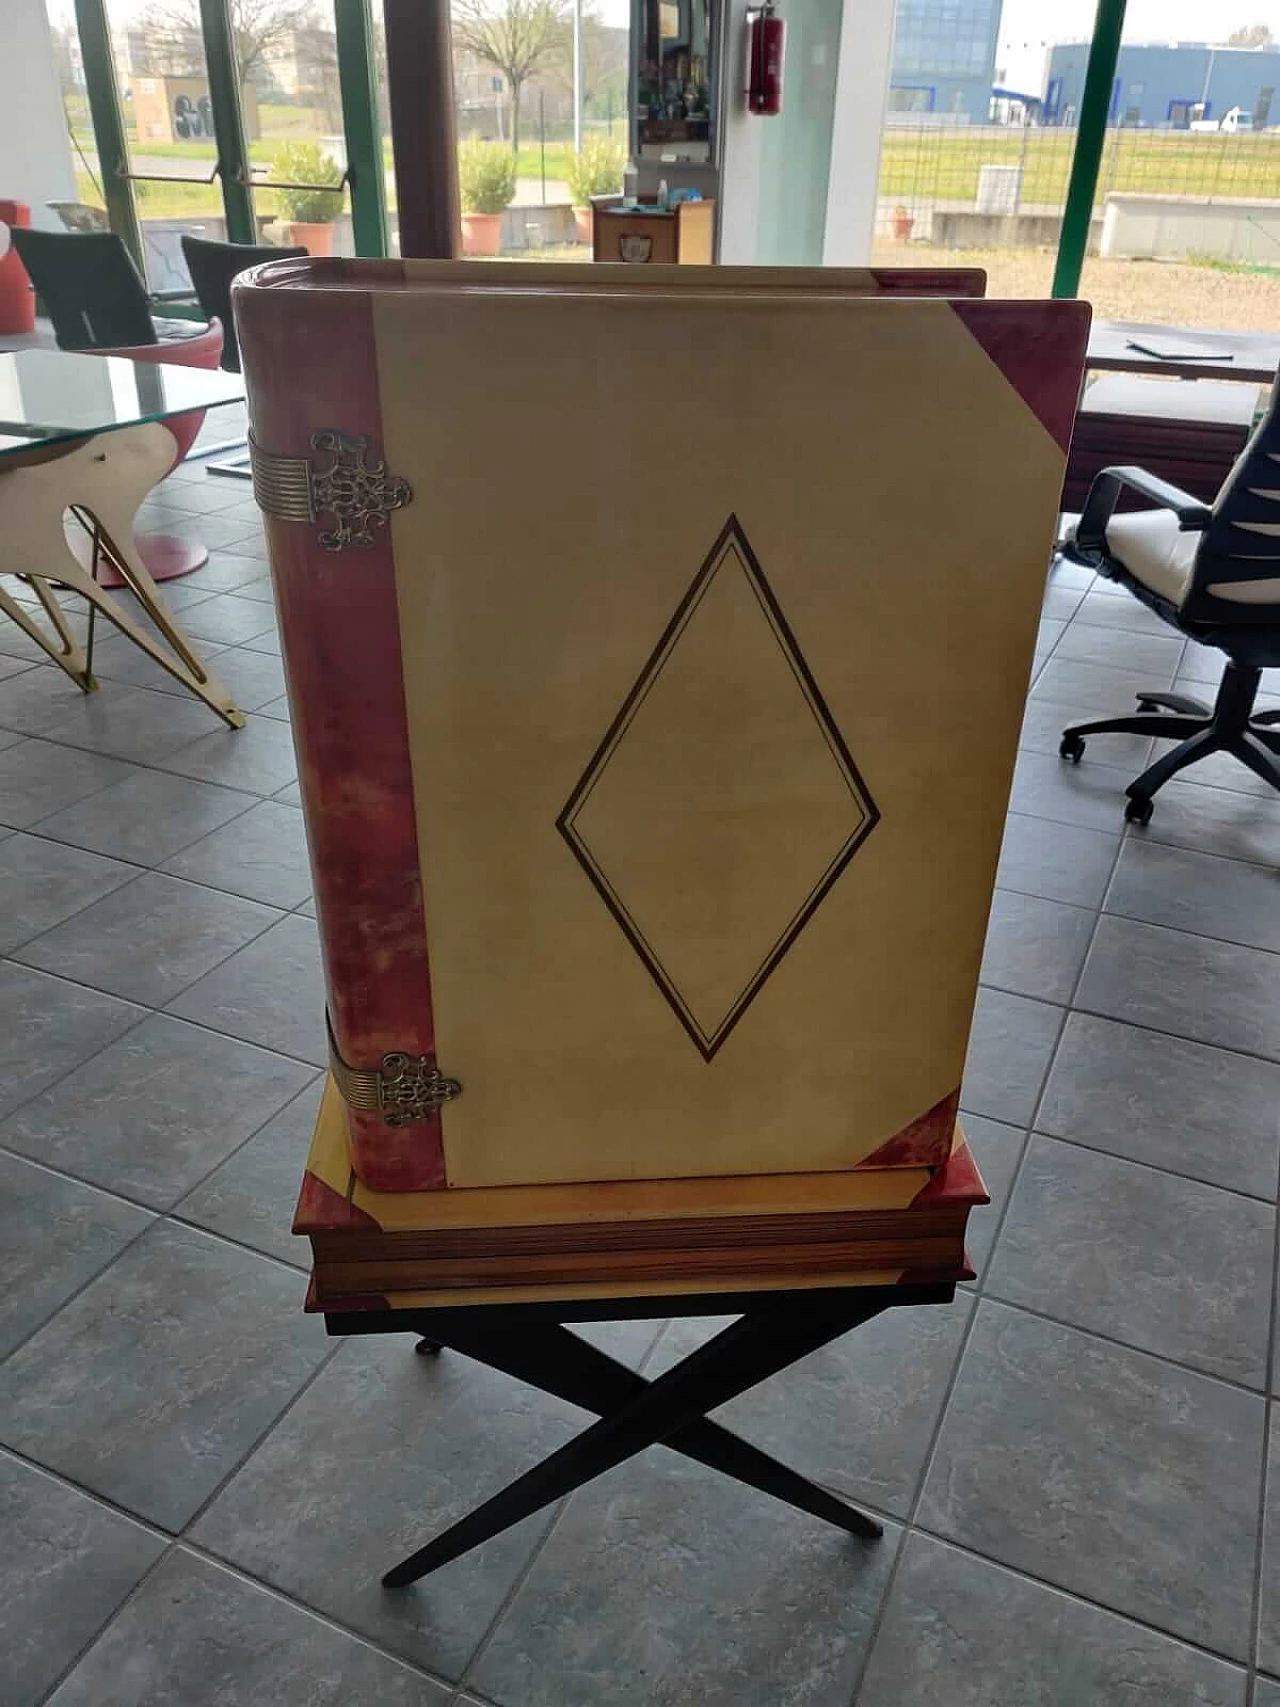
[1,0,77,228]
[823,0,897,264]
[716,0,897,266]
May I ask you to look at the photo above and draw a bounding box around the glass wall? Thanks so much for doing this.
[867,0,1280,326]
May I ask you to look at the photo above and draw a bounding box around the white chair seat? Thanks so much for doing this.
[1104,510,1198,607]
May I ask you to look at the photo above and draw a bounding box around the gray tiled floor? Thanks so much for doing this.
[2,478,1280,1704]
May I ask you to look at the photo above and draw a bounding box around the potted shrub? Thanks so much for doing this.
[458,141,516,256]
[891,204,915,242]
[565,135,625,245]
[273,141,345,255]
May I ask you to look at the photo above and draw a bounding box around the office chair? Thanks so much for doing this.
[10,228,161,350]
[1059,377,1280,823]
[181,236,305,478]
[181,236,306,372]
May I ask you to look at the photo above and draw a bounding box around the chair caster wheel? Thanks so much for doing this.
[1124,794,1154,826]
[1136,699,1161,713]
[1059,733,1085,764]
[415,1338,443,1357]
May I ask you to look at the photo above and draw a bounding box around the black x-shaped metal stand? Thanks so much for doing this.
[324,1279,956,1588]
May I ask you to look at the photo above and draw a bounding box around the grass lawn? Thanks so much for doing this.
[879,125,1280,205]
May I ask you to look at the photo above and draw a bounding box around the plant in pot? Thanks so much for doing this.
[564,134,625,245]
[458,141,516,257]
[890,204,915,242]
[273,141,345,256]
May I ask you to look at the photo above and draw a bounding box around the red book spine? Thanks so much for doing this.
[236,275,446,1191]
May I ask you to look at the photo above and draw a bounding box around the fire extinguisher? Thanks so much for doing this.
[748,2,785,116]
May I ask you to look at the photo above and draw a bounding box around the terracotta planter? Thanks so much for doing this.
[289,221,335,256]
[573,205,593,245]
[461,212,504,256]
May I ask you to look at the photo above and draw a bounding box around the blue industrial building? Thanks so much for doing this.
[888,0,1001,121]
[1043,41,1280,128]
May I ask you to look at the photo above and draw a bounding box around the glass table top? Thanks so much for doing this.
[0,349,246,458]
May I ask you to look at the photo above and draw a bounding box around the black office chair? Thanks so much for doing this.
[10,228,159,350]
[181,235,306,372]
[1059,378,1280,823]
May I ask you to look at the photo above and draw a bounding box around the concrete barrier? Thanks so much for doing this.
[1101,191,1280,262]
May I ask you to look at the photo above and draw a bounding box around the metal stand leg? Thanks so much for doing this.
[430,1318,882,1543]
[383,1296,886,1588]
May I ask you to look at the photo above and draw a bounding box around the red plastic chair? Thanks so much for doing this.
[86,318,225,584]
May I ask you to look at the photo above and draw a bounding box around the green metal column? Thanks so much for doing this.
[1051,0,1127,298]
[73,0,143,268]
[198,0,257,244]
[335,0,389,256]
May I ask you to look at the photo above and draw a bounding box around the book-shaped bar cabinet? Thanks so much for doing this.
[234,257,1089,1308]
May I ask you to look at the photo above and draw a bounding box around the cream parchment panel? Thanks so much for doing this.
[374,291,1064,1188]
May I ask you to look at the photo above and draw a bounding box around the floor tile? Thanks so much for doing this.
[162,800,311,908]
[1131,779,1280,864]
[0,1153,152,1358]
[1076,915,1280,1062]
[193,1335,582,1679]
[0,962,144,1119]
[160,715,297,796]
[1047,553,1095,589]
[193,646,287,712]
[1009,751,1135,833]
[176,1077,323,1266]
[917,1301,1264,1658]
[1038,1012,1280,1199]
[1071,588,1180,637]
[182,552,275,595]
[274,778,303,806]
[239,626,282,656]
[996,812,1119,909]
[177,595,278,648]
[986,1137,1272,1385]
[1148,738,1279,800]
[0,737,137,828]
[1032,657,1176,710]
[648,1293,972,1519]
[0,664,98,734]
[1042,585,1088,623]
[1053,622,1185,675]
[168,913,326,1065]
[16,871,280,1007]
[0,834,139,953]
[980,890,1096,1004]
[857,1531,1246,1707]
[45,1548,449,1707]
[0,1221,327,1531]
[1106,839,1280,954]
[0,1451,166,1707]
[35,768,257,867]
[1257,1680,1280,1705]
[135,512,264,553]
[0,652,39,681]
[1037,617,1065,653]
[475,1470,900,1707]
[1018,695,1155,768]
[956,1113,1026,1278]
[43,682,223,766]
[80,632,228,699]
[1,1014,313,1210]
[961,987,1062,1126]
[1257,1411,1280,1674]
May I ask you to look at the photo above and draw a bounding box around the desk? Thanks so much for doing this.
[0,350,246,727]
[1088,319,1280,385]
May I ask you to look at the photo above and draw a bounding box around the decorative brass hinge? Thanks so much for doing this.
[328,1017,461,1127]
[250,429,412,552]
